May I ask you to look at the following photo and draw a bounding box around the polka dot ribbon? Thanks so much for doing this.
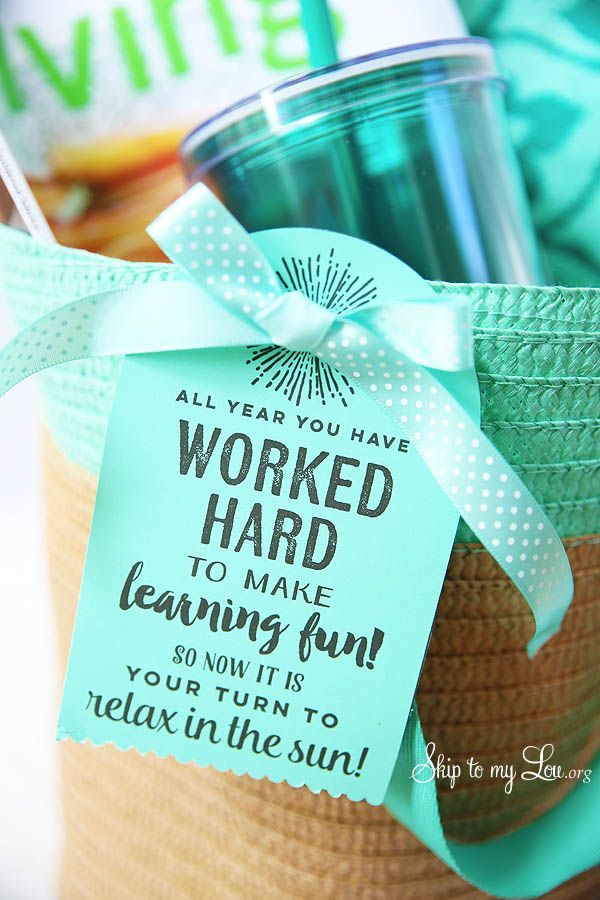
[0,184,573,656]
[148,185,573,657]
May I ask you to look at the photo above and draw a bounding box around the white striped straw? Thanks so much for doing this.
[0,129,55,242]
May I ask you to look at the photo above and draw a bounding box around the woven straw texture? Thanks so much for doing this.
[45,434,600,899]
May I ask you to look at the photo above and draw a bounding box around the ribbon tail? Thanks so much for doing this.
[315,319,574,657]
[148,182,283,322]
[0,279,267,400]
[385,704,600,898]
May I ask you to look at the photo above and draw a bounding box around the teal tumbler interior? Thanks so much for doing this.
[181,39,544,285]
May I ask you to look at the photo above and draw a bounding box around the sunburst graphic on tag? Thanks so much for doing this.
[246,248,377,407]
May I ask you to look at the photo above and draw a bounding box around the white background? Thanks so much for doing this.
[0,301,60,900]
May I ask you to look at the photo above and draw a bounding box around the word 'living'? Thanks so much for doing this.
[180,421,394,571]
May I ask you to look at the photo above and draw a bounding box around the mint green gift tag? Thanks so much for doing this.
[57,229,478,804]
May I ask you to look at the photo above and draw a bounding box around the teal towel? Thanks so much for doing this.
[460,0,600,287]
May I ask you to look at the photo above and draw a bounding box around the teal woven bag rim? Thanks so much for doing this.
[0,223,598,541]
[2,222,600,332]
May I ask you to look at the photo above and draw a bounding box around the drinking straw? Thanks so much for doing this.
[297,0,374,238]
[299,0,339,68]
[298,1,489,281]
[0,130,55,242]
[423,68,489,281]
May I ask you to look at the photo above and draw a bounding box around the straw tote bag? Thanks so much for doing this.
[2,0,598,892]
[0,220,598,898]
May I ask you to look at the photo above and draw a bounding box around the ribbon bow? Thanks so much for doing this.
[149,188,474,373]
[0,184,573,655]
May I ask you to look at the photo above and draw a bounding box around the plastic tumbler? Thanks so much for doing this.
[181,39,543,285]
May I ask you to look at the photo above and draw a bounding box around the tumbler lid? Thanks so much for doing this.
[181,38,497,174]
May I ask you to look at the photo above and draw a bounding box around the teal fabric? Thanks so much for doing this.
[460,0,600,287]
